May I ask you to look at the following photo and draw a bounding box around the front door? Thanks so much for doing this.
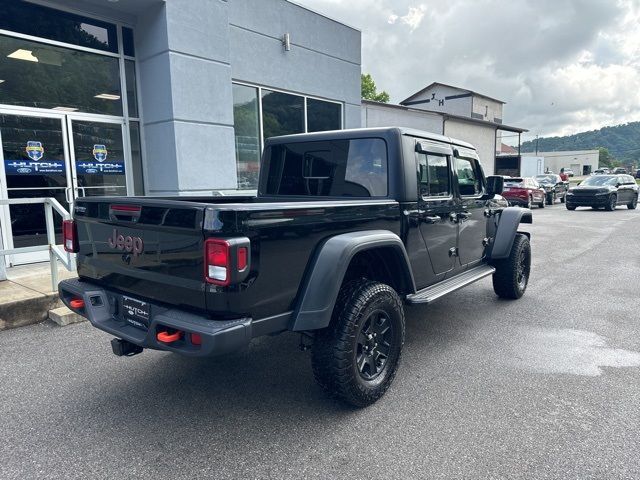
[0,111,129,265]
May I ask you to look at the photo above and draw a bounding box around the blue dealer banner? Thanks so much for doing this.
[75,160,125,175]
[5,140,66,175]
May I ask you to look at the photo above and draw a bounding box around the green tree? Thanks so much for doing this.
[361,73,390,103]
[598,147,620,168]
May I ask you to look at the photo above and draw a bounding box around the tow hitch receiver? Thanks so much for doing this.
[111,338,143,357]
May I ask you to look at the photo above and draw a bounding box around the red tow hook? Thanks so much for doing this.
[157,330,183,344]
[69,298,85,309]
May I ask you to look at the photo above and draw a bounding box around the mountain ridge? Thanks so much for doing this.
[521,121,640,164]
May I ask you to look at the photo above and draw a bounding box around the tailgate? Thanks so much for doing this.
[73,198,209,311]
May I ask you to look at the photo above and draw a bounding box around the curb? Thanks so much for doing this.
[0,293,63,331]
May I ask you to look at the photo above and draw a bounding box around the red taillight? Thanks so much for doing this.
[63,220,78,253]
[205,239,230,286]
[69,298,85,309]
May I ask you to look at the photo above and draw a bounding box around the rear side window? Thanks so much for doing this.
[263,138,388,197]
[455,157,483,196]
[418,154,450,198]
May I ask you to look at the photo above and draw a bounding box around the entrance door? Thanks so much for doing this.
[0,111,129,265]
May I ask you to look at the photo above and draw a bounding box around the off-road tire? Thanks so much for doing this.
[492,234,531,300]
[560,194,566,203]
[566,204,576,210]
[311,279,405,407]
[628,195,638,210]
[605,194,617,211]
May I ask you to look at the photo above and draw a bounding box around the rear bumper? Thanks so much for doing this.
[59,278,253,357]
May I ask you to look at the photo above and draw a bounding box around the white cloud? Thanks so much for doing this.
[295,0,640,140]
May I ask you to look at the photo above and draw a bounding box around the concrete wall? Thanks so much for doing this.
[538,150,599,175]
[362,102,443,133]
[404,85,472,117]
[228,0,361,128]
[444,120,497,175]
[136,0,237,195]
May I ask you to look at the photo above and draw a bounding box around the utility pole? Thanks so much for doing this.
[535,135,539,156]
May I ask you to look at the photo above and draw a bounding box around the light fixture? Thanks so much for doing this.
[282,33,291,52]
[7,49,38,62]
[94,93,121,100]
[52,106,79,112]
[0,80,4,84]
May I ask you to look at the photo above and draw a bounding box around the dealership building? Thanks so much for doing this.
[0,0,361,264]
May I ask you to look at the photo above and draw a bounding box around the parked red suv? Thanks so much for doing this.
[502,177,546,208]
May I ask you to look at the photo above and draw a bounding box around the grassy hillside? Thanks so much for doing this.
[521,122,640,165]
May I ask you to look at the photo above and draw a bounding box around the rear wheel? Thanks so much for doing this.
[560,193,566,203]
[492,234,531,300]
[628,195,638,210]
[312,279,405,407]
[605,194,617,211]
[546,193,554,205]
[538,195,545,208]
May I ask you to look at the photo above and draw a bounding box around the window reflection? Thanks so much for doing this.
[0,35,123,115]
[233,84,261,190]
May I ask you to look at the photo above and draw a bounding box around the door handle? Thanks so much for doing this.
[403,209,426,217]
[424,216,441,224]
[458,211,472,221]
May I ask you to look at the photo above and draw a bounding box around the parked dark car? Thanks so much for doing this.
[535,174,569,204]
[502,177,545,208]
[566,174,638,211]
[634,169,640,179]
[58,127,533,407]
[612,167,628,174]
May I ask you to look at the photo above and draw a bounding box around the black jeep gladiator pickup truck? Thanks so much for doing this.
[59,127,532,407]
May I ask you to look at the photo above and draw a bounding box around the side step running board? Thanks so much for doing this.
[406,265,496,305]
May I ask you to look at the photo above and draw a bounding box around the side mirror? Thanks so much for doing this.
[485,175,504,196]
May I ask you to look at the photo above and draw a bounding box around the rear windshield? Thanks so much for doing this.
[262,138,388,197]
[504,178,524,187]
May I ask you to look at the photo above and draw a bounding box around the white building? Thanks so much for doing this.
[537,150,599,176]
[362,83,527,175]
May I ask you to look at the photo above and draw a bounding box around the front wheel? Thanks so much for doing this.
[312,279,405,407]
[560,193,566,203]
[546,193,554,205]
[628,195,638,210]
[605,194,617,211]
[492,234,531,300]
[539,195,545,208]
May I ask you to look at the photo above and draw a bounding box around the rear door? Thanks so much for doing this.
[74,198,208,310]
[453,150,487,268]
[415,141,457,277]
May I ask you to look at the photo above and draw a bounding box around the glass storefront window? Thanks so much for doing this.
[0,1,118,53]
[125,60,139,118]
[0,34,123,115]
[261,89,304,140]
[233,84,261,189]
[307,98,342,133]
[122,27,135,57]
[129,121,145,195]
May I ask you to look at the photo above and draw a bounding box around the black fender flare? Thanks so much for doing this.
[489,207,533,260]
[290,230,416,332]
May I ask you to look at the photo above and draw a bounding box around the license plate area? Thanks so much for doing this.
[122,296,150,330]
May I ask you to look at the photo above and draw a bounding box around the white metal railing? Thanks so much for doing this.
[0,198,76,291]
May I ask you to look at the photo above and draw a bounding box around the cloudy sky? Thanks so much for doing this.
[295,0,640,142]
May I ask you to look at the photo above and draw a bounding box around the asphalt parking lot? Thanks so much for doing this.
[2,203,640,480]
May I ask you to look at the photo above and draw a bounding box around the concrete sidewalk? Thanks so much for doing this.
[0,263,76,330]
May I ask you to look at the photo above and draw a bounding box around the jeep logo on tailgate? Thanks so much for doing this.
[108,228,144,256]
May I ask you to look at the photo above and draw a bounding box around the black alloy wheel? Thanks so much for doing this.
[605,194,617,211]
[356,310,393,380]
[628,195,638,210]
